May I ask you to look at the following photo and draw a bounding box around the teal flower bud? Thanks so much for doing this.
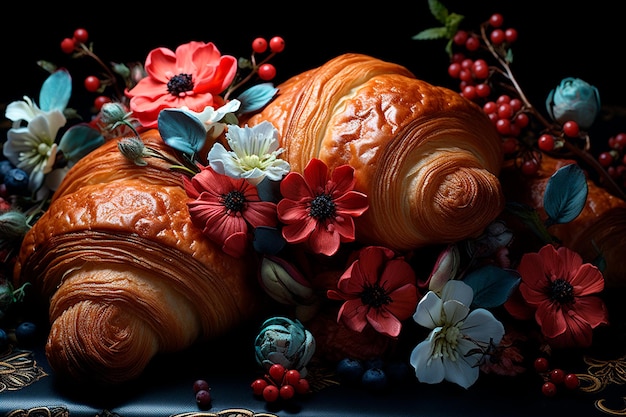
[254,316,316,376]
[546,77,600,130]
[0,211,30,239]
[117,137,147,166]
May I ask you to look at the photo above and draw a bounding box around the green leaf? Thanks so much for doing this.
[544,163,588,225]
[428,0,449,23]
[39,69,72,113]
[412,27,449,40]
[463,265,521,309]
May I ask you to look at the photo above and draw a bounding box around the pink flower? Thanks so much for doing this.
[504,244,609,348]
[327,246,420,337]
[183,165,277,258]
[277,158,368,256]
[125,41,237,129]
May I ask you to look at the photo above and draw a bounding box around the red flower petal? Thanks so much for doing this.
[569,264,604,296]
[279,171,313,201]
[329,164,357,194]
[222,231,249,258]
[333,191,369,216]
[367,307,403,337]
[308,223,342,256]
[303,158,329,191]
[337,299,369,333]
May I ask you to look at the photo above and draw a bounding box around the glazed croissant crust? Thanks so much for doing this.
[247,53,506,250]
[13,130,264,384]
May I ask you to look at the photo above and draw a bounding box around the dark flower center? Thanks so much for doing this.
[360,284,391,308]
[167,73,194,96]
[309,194,335,219]
[549,278,574,304]
[222,190,246,213]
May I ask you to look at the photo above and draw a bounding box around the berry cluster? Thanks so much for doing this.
[597,132,626,188]
[251,364,310,403]
[192,379,212,409]
[0,321,39,353]
[533,357,580,397]
[335,357,412,391]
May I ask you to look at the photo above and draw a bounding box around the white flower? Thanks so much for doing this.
[5,96,51,127]
[3,110,66,192]
[181,100,241,140]
[410,280,505,389]
[208,120,291,186]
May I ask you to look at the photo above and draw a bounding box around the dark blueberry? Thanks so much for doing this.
[0,160,14,181]
[0,328,8,351]
[364,357,385,370]
[15,321,37,347]
[336,357,365,384]
[361,367,388,391]
[4,168,29,195]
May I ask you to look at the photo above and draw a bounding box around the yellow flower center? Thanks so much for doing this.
[241,153,276,171]
[429,322,463,365]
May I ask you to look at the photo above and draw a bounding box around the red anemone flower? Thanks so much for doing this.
[504,244,609,348]
[125,41,237,129]
[183,165,277,258]
[277,158,368,256]
[327,246,420,337]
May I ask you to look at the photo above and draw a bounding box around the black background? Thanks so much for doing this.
[1,1,624,113]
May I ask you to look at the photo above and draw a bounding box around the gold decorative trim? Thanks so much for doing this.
[577,355,626,416]
[0,347,48,392]
[5,406,69,417]
[172,409,278,417]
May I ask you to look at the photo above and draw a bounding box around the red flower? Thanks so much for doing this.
[125,41,237,129]
[183,165,277,258]
[504,244,609,348]
[277,158,368,256]
[327,246,420,337]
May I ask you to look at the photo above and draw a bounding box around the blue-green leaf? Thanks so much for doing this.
[58,124,104,164]
[40,69,72,112]
[158,109,207,156]
[236,83,278,115]
[543,163,588,224]
[463,265,521,309]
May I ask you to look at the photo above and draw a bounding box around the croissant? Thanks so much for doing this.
[12,130,266,385]
[499,154,626,289]
[246,53,506,251]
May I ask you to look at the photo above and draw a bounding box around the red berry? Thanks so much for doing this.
[61,38,76,54]
[501,137,518,154]
[294,378,310,394]
[284,369,301,386]
[496,94,511,104]
[490,29,506,45]
[251,378,268,396]
[521,158,539,176]
[542,381,557,397]
[563,120,580,137]
[279,384,295,400]
[549,368,566,384]
[448,62,462,79]
[614,132,626,149]
[465,35,480,51]
[195,389,212,408]
[483,101,497,114]
[533,357,550,373]
[193,379,209,393]
[252,37,268,53]
[505,28,518,43]
[537,134,555,152]
[461,85,477,101]
[73,28,89,43]
[268,363,286,382]
[489,13,504,28]
[497,103,514,120]
[496,118,512,135]
[475,83,491,98]
[269,36,285,53]
[598,151,614,168]
[84,76,101,93]
[514,112,529,128]
[258,63,276,81]
[564,373,580,390]
[262,384,280,402]
[94,95,112,110]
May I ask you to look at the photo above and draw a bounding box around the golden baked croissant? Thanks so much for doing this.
[246,53,506,251]
[13,130,265,384]
[500,154,626,289]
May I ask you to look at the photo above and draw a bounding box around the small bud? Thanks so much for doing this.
[117,137,147,166]
[0,211,30,239]
[428,244,460,293]
[99,102,131,126]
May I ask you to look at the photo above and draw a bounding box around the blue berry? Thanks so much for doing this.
[15,321,37,347]
[336,357,365,384]
[0,160,14,181]
[0,328,8,351]
[364,357,385,370]
[361,367,388,391]
[4,168,29,195]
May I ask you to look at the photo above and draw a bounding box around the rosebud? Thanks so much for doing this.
[254,316,316,376]
[427,244,460,293]
[0,211,30,239]
[546,77,600,130]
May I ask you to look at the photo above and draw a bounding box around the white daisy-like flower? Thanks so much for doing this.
[5,96,51,127]
[3,110,66,192]
[182,99,241,140]
[410,280,505,389]
[208,120,291,186]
